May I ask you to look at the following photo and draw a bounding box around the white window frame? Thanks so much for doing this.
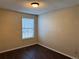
[22,16,35,40]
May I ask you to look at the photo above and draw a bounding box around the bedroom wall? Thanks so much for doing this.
[0,9,38,52]
[38,5,79,58]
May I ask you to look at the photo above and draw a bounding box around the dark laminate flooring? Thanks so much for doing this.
[0,44,71,59]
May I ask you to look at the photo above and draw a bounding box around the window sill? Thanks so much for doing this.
[22,37,35,40]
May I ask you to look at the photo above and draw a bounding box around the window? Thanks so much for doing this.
[22,17,34,39]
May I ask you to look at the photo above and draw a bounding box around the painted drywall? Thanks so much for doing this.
[38,5,79,58]
[0,9,38,52]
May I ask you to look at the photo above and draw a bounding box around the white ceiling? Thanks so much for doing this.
[0,0,79,15]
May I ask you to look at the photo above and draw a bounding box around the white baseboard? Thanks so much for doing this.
[0,43,37,53]
[38,43,77,59]
[0,43,78,59]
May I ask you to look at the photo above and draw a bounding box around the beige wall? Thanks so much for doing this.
[0,9,38,52]
[38,5,79,58]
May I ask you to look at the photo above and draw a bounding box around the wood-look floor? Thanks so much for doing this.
[0,44,71,59]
